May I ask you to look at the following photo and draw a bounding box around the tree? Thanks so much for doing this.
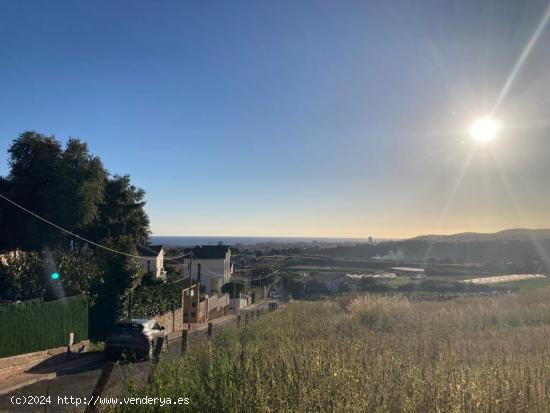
[3,132,64,250]
[286,277,306,299]
[50,248,100,299]
[0,132,151,340]
[89,175,150,246]
[338,282,350,293]
[305,278,328,295]
[57,139,107,240]
[89,236,144,339]
[1,132,108,252]
[0,251,48,301]
[221,282,245,298]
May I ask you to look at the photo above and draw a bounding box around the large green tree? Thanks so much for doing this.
[2,132,64,250]
[1,132,109,251]
[0,131,151,338]
[88,175,150,246]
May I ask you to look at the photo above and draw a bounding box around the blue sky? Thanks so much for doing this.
[1,0,550,238]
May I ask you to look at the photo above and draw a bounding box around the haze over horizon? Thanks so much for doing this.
[2,1,550,239]
[149,227,550,242]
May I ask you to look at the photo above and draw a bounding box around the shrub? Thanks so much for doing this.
[0,294,88,357]
[128,279,189,318]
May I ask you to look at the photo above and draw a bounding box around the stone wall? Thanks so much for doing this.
[0,341,88,381]
[154,307,184,334]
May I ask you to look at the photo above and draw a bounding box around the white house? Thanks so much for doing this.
[137,244,166,279]
[179,244,232,294]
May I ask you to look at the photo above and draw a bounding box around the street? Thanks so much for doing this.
[0,301,276,413]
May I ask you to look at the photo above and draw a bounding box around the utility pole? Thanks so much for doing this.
[127,272,139,320]
[127,290,132,319]
[187,252,193,332]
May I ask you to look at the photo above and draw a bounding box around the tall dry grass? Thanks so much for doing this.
[115,291,550,412]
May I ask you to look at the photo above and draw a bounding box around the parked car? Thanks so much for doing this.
[104,318,167,361]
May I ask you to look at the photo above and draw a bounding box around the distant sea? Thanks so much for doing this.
[150,235,378,247]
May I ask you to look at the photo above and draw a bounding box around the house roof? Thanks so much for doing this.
[137,244,164,257]
[186,245,230,259]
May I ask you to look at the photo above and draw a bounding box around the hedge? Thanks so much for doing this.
[0,294,88,358]
[129,279,189,318]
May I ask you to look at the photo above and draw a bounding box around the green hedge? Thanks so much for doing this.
[129,279,189,318]
[0,294,88,358]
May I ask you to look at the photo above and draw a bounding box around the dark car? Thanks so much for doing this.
[104,318,167,361]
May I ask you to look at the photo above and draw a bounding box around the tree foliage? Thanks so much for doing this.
[221,282,245,298]
[0,131,151,339]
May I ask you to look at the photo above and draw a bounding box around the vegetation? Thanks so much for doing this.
[221,282,245,298]
[0,132,151,339]
[286,240,550,273]
[0,294,88,357]
[127,278,190,318]
[117,289,550,412]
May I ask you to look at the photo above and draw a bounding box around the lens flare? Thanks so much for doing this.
[469,117,499,143]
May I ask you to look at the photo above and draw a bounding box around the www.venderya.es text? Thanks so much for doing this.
[11,395,190,407]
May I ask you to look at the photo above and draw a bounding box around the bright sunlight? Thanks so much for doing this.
[469,117,500,143]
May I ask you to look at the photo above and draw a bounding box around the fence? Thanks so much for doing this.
[207,293,229,319]
[230,293,251,310]
[0,294,88,358]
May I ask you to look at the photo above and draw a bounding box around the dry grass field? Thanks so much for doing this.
[115,288,550,412]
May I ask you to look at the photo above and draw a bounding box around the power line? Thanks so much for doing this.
[0,192,275,286]
[0,192,152,260]
[166,251,193,260]
[136,243,192,262]
[232,269,280,282]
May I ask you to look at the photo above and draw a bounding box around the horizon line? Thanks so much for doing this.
[150,227,550,241]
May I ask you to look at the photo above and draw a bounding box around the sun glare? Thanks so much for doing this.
[469,117,499,143]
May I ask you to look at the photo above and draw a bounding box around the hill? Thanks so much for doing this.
[412,228,550,242]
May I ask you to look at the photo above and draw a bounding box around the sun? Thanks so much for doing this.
[469,117,499,143]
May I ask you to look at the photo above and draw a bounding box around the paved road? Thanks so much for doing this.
[0,301,276,413]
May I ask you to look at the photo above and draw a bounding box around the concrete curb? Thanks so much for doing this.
[0,354,105,396]
[0,373,57,396]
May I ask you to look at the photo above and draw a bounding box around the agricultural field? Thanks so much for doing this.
[495,274,550,292]
[115,287,550,412]
[462,273,546,284]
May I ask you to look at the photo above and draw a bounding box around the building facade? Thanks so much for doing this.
[179,245,232,294]
[137,245,166,279]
